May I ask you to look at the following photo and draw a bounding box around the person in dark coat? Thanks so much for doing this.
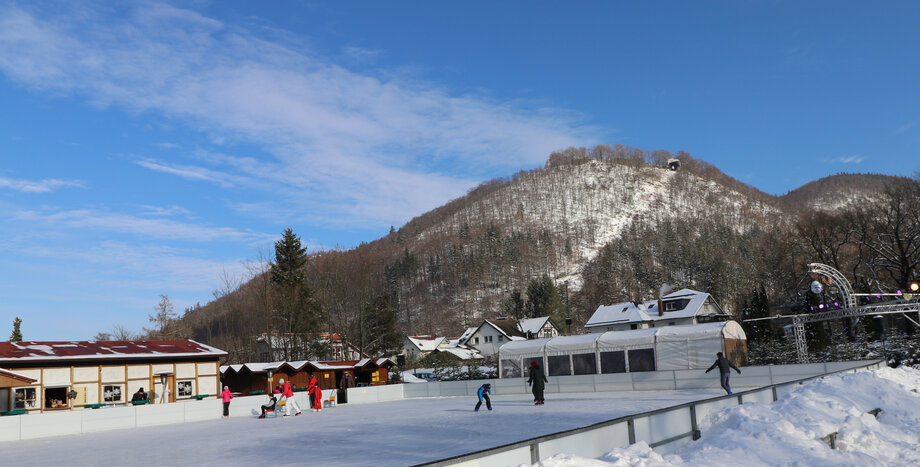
[258,393,277,418]
[474,383,492,411]
[527,361,548,405]
[705,352,741,394]
[131,387,147,402]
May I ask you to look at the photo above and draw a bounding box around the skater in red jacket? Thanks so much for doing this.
[307,374,319,409]
[279,378,301,416]
[309,382,323,412]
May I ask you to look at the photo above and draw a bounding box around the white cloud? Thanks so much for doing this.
[11,206,275,244]
[0,175,84,193]
[836,155,866,164]
[0,2,598,228]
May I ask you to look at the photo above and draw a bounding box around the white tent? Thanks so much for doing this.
[655,321,744,370]
[497,322,746,378]
[498,338,552,378]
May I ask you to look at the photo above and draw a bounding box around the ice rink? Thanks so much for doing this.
[0,389,716,466]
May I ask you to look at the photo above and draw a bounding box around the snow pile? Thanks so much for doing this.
[537,367,920,466]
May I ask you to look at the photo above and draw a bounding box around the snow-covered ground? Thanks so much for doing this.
[4,367,919,466]
[539,366,920,467]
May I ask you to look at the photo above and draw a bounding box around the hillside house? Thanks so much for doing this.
[403,335,448,359]
[256,332,365,362]
[585,288,731,333]
[466,317,561,358]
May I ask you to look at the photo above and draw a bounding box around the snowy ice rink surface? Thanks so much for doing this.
[5,367,920,466]
[0,389,713,466]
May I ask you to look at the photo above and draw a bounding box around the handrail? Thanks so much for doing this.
[416,360,884,466]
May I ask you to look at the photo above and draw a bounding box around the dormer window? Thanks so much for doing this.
[664,301,679,311]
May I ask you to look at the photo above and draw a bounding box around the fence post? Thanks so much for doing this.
[689,404,701,440]
[627,418,636,444]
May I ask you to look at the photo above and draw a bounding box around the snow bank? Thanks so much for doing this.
[536,367,920,466]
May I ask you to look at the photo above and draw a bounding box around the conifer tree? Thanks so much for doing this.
[9,317,22,342]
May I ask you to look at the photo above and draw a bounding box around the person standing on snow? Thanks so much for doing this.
[474,383,492,411]
[527,361,548,405]
[309,380,323,412]
[220,386,233,418]
[705,352,741,395]
[280,378,302,416]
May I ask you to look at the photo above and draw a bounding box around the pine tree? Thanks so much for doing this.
[526,275,567,326]
[270,228,320,360]
[9,317,22,342]
[362,293,402,357]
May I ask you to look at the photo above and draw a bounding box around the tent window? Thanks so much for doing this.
[600,351,626,374]
[501,359,521,378]
[628,349,656,372]
[572,353,597,375]
[548,355,571,376]
[630,324,638,330]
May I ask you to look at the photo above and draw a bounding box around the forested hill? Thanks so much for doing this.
[179,145,916,363]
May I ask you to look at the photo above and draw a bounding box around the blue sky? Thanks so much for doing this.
[1,1,917,340]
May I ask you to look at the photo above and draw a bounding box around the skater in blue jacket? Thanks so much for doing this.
[474,383,492,411]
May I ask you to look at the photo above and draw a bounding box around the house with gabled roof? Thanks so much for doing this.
[465,316,561,358]
[403,335,448,359]
[585,288,731,333]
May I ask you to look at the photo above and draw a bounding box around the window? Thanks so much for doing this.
[103,385,123,402]
[669,322,676,326]
[501,359,522,378]
[630,324,638,330]
[45,387,68,408]
[14,387,36,409]
[627,349,656,372]
[498,335,503,342]
[177,381,193,397]
[484,335,493,343]
[474,337,479,344]
[600,351,626,374]
[548,355,571,376]
[572,353,597,375]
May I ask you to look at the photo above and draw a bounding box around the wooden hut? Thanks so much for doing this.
[0,340,226,413]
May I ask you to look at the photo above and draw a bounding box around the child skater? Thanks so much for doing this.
[309,381,323,412]
[474,383,492,411]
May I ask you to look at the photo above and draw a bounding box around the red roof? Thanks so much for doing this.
[0,340,226,363]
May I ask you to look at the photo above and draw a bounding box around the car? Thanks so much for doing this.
[412,372,438,382]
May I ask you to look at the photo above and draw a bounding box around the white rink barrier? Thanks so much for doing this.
[0,360,878,444]
[416,360,884,466]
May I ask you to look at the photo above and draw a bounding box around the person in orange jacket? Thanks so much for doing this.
[279,378,301,416]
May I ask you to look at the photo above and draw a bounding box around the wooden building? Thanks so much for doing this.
[0,340,226,413]
[221,358,396,395]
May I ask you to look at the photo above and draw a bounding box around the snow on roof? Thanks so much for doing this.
[498,337,553,359]
[0,340,226,363]
[406,336,446,352]
[519,317,552,335]
[544,333,603,355]
[585,289,718,328]
[484,319,525,339]
[436,346,483,360]
[456,327,477,345]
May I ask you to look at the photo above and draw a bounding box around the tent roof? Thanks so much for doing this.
[498,337,552,359]
[596,328,658,350]
[544,333,602,354]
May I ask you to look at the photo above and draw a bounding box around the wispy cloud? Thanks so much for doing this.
[0,175,83,193]
[894,122,914,135]
[0,2,597,228]
[11,206,274,244]
[836,155,866,164]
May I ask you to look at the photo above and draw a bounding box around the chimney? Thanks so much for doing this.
[658,299,664,317]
